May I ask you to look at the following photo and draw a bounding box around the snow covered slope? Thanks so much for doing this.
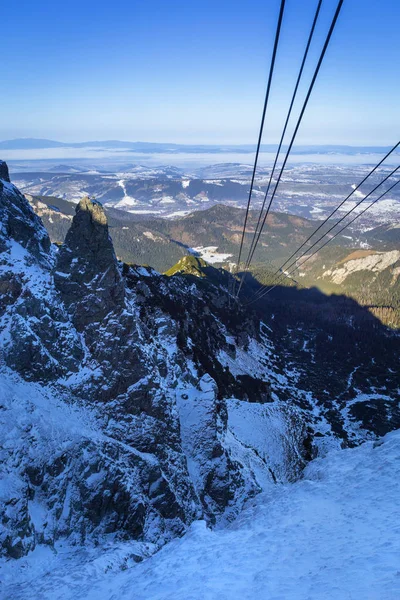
[3,429,400,600]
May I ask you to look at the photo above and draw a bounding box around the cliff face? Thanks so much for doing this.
[54,196,125,329]
[0,161,50,260]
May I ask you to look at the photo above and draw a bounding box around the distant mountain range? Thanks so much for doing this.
[0,138,393,154]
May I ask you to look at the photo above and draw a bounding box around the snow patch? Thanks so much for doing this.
[190,246,232,264]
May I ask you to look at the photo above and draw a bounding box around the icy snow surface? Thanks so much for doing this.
[3,430,400,599]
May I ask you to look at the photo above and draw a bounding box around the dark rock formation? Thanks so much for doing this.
[0,160,10,183]
[0,178,201,557]
[54,197,124,329]
[0,161,50,260]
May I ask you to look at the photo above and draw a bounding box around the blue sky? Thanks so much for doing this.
[0,0,399,145]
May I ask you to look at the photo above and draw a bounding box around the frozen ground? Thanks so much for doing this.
[2,429,400,600]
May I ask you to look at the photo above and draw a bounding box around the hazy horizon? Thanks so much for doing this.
[0,137,396,148]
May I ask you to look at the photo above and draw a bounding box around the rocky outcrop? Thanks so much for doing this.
[0,178,199,557]
[0,168,84,380]
[0,162,50,260]
[52,198,147,401]
[54,197,124,329]
[322,250,400,285]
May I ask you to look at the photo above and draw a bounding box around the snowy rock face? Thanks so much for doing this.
[0,164,311,560]
[0,178,198,558]
[0,169,50,261]
[7,429,400,600]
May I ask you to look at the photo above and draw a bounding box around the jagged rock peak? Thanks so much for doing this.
[65,196,113,254]
[0,160,10,182]
[54,196,125,328]
[77,195,107,226]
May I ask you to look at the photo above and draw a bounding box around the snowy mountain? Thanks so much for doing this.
[1,159,399,597]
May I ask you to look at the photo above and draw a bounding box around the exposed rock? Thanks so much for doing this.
[323,250,400,284]
[54,197,125,329]
[0,179,305,561]
[0,272,22,314]
[0,160,50,261]
[0,160,10,183]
